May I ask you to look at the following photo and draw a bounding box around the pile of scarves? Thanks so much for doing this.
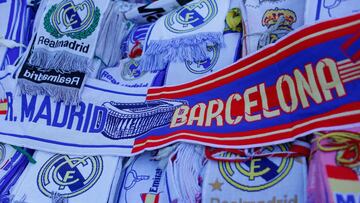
[0,0,359,202]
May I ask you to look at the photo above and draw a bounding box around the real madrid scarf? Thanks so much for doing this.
[240,0,306,55]
[107,158,124,203]
[99,57,166,88]
[125,0,194,24]
[139,0,230,72]
[99,22,166,87]
[202,142,308,203]
[117,151,169,203]
[0,0,36,70]
[164,0,242,85]
[95,0,138,68]
[17,0,110,104]
[305,0,360,25]
[0,144,31,197]
[307,129,360,203]
[166,143,206,203]
[11,151,118,203]
[121,23,154,59]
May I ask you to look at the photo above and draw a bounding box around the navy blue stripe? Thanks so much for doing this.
[165,172,172,202]
[0,73,11,80]
[0,131,133,148]
[84,84,147,96]
[144,23,155,51]
[316,0,322,20]
[5,0,15,39]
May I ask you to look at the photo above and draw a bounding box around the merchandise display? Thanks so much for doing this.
[0,0,359,202]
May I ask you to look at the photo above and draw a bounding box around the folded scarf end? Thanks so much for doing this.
[139,32,225,72]
[29,48,92,73]
[17,78,81,105]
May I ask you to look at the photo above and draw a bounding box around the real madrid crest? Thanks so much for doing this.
[121,59,147,81]
[218,144,293,191]
[44,0,100,39]
[257,8,296,50]
[164,0,218,33]
[37,155,103,198]
[185,45,219,74]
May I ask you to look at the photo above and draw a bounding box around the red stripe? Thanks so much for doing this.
[0,110,7,115]
[341,70,360,79]
[326,165,359,180]
[342,73,360,80]
[339,64,360,71]
[132,103,360,153]
[337,61,352,66]
[147,14,360,100]
[155,194,159,203]
[0,99,7,103]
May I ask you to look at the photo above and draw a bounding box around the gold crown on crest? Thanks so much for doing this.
[262,8,297,27]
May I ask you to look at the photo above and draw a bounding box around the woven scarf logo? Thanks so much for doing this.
[37,155,103,198]
[164,0,218,33]
[121,59,147,81]
[218,144,293,191]
[185,45,219,74]
[257,8,296,50]
[44,0,100,40]
[101,100,187,140]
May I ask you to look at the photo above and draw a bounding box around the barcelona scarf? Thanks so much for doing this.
[0,14,359,156]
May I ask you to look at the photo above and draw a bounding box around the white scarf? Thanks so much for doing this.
[163,0,242,85]
[121,23,154,59]
[202,143,307,203]
[0,144,30,196]
[117,151,169,203]
[95,0,138,67]
[0,0,35,70]
[0,65,148,156]
[240,0,306,55]
[139,0,230,72]
[305,0,360,25]
[107,158,124,203]
[17,0,110,104]
[99,58,163,88]
[163,32,242,86]
[165,144,206,203]
[11,151,119,203]
[125,0,194,24]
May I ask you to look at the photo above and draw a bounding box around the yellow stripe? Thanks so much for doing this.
[145,194,156,203]
[149,19,360,97]
[134,110,360,148]
[0,103,7,111]
[329,179,360,193]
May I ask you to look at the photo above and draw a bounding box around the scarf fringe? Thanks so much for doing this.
[51,192,68,203]
[95,1,134,67]
[139,32,224,71]
[170,144,205,203]
[18,78,80,105]
[29,48,93,73]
